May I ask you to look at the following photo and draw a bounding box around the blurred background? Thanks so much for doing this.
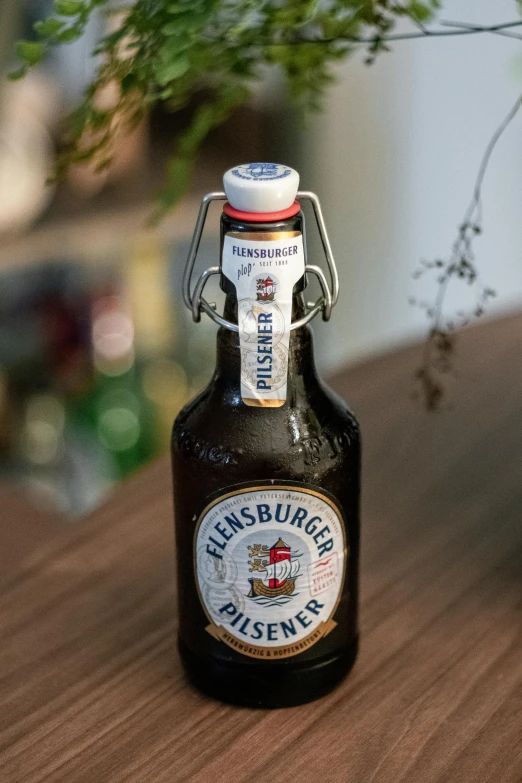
[0,0,521,515]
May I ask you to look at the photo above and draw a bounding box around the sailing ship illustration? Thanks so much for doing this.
[247,538,300,599]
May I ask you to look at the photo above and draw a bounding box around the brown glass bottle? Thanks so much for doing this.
[172,210,360,708]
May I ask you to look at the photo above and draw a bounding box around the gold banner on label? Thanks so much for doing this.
[226,231,301,242]
[205,619,337,660]
[242,397,285,408]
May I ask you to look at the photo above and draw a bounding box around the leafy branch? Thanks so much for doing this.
[412,91,522,410]
[9,2,522,407]
[12,0,522,216]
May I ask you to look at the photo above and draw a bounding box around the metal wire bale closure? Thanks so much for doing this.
[183,191,339,332]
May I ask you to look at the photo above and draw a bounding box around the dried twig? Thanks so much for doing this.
[288,19,522,46]
[412,91,522,410]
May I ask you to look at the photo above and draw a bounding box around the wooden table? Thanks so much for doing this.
[1,313,521,783]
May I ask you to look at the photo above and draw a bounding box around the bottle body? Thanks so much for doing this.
[172,269,360,706]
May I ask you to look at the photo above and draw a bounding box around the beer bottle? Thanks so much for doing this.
[172,163,360,708]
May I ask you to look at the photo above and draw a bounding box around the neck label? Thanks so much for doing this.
[222,231,305,407]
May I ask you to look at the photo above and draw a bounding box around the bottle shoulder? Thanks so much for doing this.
[174,374,358,435]
[312,378,360,434]
[172,375,360,478]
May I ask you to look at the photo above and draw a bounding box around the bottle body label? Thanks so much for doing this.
[222,231,305,407]
[195,484,346,659]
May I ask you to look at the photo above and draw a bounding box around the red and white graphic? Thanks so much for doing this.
[308,552,339,597]
[269,538,290,587]
[247,538,301,599]
[256,276,277,301]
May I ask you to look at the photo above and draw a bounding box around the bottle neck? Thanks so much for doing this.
[213,290,319,402]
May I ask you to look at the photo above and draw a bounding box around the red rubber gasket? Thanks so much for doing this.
[222,201,300,222]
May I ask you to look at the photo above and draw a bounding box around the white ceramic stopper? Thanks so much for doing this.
[223,163,299,213]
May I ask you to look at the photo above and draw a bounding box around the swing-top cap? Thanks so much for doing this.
[223,163,300,213]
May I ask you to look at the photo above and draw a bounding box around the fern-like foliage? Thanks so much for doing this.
[11,0,441,216]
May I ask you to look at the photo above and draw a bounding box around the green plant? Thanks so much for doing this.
[10,1,522,407]
[11,0,444,216]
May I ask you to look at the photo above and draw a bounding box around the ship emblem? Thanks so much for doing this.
[247,538,301,604]
[256,276,276,301]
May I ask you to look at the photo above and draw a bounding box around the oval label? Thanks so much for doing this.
[194,485,347,659]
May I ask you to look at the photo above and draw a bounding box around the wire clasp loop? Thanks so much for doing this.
[183,191,338,332]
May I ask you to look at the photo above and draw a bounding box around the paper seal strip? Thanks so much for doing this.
[222,231,305,406]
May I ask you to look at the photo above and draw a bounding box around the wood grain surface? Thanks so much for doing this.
[1,313,521,783]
